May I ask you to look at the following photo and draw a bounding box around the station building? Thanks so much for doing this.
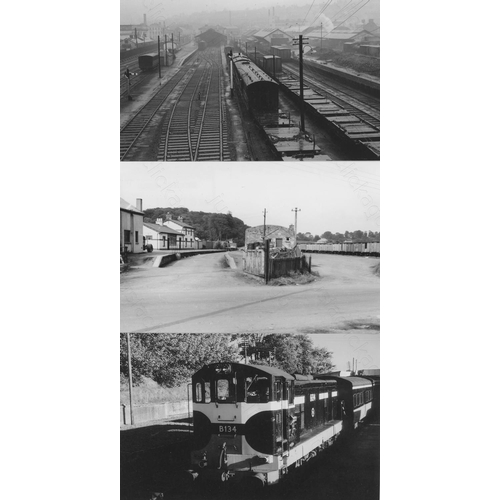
[143,222,183,250]
[120,198,144,253]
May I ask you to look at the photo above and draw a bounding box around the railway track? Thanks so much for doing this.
[283,63,380,131]
[120,65,192,160]
[157,47,230,161]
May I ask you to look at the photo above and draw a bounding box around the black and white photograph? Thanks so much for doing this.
[120,161,380,499]
[120,1,380,498]
[120,334,379,499]
[6,2,500,500]
[120,0,380,161]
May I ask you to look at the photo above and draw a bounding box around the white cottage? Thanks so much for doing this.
[143,222,183,250]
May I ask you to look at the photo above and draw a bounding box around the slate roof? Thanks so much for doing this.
[143,222,183,235]
[120,198,144,215]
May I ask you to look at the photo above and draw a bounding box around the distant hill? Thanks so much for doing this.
[143,207,249,247]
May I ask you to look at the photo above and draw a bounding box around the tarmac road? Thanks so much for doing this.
[120,252,379,333]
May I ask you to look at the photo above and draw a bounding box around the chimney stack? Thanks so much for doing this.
[165,212,172,221]
[156,217,163,225]
[136,198,142,212]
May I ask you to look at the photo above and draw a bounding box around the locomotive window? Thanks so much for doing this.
[275,381,282,401]
[310,393,316,402]
[246,376,270,403]
[205,382,211,403]
[216,379,235,402]
[195,383,203,402]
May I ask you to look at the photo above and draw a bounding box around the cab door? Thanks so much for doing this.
[274,380,283,453]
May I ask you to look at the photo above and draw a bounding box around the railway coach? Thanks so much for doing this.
[138,53,159,72]
[231,54,279,112]
[186,362,376,489]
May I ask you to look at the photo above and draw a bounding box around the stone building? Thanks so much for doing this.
[245,224,296,250]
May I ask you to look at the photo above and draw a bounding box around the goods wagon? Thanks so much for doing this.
[138,53,159,71]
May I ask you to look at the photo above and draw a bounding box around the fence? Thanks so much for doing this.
[269,255,309,278]
[243,250,265,276]
[243,246,311,281]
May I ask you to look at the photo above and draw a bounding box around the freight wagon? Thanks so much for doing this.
[138,53,159,71]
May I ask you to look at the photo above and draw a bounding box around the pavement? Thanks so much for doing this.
[120,252,379,333]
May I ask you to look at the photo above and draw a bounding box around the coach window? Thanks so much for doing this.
[205,382,211,403]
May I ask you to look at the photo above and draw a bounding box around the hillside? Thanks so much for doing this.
[143,207,249,247]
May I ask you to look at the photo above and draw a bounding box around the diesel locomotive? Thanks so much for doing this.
[186,362,377,488]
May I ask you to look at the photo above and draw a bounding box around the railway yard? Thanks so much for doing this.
[120,42,380,162]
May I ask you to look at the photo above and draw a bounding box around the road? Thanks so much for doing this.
[120,252,379,333]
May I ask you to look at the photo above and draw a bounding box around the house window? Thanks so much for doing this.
[124,230,131,244]
[276,238,283,247]
[135,231,139,243]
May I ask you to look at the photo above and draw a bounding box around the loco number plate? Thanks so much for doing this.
[212,423,244,435]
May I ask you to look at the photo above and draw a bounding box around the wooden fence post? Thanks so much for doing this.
[309,255,312,273]
[264,240,270,284]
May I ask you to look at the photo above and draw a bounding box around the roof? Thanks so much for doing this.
[246,224,293,235]
[233,56,277,86]
[315,374,373,389]
[253,28,291,40]
[193,362,294,380]
[307,30,369,40]
[120,198,144,215]
[143,222,182,235]
[167,219,194,229]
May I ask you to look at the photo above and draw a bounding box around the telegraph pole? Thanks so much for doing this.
[164,34,168,66]
[293,35,308,133]
[299,35,305,132]
[171,33,175,59]
[126,333,134,425]
[291,207,301,237]
[157,36,161,78]
[263,208,267,241]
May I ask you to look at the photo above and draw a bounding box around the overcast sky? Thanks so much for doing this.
[121,162,380,235]
[310,333,379,372]
[121,0,330,24]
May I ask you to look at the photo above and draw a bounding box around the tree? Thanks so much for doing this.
[120,334,240,386]
[321,231,334,241]
[233,335,334,375]
[313,235,320,242]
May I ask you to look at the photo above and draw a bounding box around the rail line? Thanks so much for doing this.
[157,47,230,161]
[120,65,193,160]
[283,63,380,131]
